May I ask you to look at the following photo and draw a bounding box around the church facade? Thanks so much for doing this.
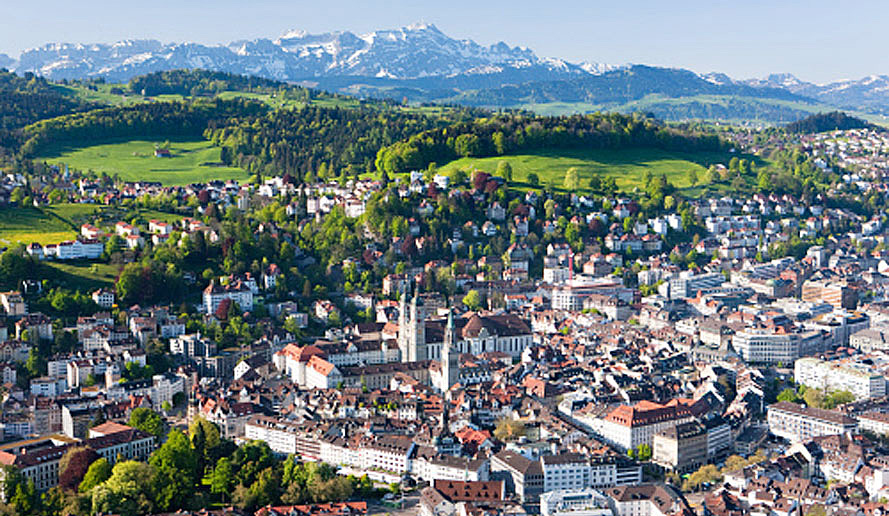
[398,289,533,364]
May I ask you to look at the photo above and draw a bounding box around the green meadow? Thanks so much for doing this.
[39,138,249,186]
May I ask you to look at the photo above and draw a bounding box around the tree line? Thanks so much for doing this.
[374,112,726,175]
[19,97,267,157]
[0,70,93,151]
[206,105,448,179]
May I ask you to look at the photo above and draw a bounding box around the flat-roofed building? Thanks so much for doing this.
[767,401,857,443]
[794,357,886,401]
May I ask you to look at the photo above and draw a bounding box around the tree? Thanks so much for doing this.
[128,408,164,439]
[462,289,482,311]
[496,161,513,182]
[79,458,112,493]
[823,390,855,409]
[803,387,824,409]
[149,430,198,512]
[1,465,37,515]
[210,457,234,502]
[59,447,100,491]
[686,168,698,186]
[806,505,827,516]
[90,461,155,516]
[777,388,801,404]
[564,167,580,190]
[527,173,539,186]
[493,418,526,442]
[683,464,722,491]
[634,444,652,461]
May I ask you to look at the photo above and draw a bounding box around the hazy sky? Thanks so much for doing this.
[2,0,885,83]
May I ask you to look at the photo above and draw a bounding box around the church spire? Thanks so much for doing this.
[441,307,459,400]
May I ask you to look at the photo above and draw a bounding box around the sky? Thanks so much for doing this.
[1,0,885,84]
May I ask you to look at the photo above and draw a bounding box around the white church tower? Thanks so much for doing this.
[439,308,460,398]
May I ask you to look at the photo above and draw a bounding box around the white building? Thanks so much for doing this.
[732,328,824,364]
[542,454,592,492]
[794,357,886,401]
[541,489,611,516]
[767,401,858,443]
[203,280,254,315]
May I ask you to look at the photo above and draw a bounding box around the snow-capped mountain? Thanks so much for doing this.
[744,73,889,115]
[14,23,611,83]
[11,23,889,118]
[0,53,16,70]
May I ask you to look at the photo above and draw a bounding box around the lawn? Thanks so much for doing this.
[38,138,250,186]
[43,261,121,290]
[438,148,728,194]
[0,206,78,246]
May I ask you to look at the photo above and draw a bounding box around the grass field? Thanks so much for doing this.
[438,148,728,194]
[0,207,78,246]
[39,138,249,186]
[43,262,121,290]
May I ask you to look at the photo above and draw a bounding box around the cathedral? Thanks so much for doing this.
[397,286,533,368]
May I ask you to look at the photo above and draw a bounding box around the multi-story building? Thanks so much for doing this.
[732,327,824,364]
[0,291,26,317]
[794,357,886,401]
[667,273,725,300]
[540,489,612,516]
[491,450,544,503]
[802,280,857,310]
[0,424,155,493]
[203,279,254,315]
[858,412,889,436]
[603,484,691,516]
[542,453,591,492]
[653,421,707,472]
[850,325,889,352]
[767,401,858,442]
[91,289,115,309]
[595,399,702,451]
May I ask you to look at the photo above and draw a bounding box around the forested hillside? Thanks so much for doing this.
[20,98,267,157]
[0,70,93,150]
[374,112,725,175]
[784,111,875,133]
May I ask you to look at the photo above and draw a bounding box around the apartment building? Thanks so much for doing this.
[858,412,889,436]
[767,401,858,442]
[794,357,886,401]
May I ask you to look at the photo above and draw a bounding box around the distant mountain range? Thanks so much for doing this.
[4,23,889,121]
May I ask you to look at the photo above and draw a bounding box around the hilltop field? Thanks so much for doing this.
[38,138,249,186]
[437,147,734,195]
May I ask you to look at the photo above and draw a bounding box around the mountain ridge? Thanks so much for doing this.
[7,23,889,120]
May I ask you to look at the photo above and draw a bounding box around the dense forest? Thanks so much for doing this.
[784,111,875,134]
[20,98,267,157]
[374,112,726,175]
[0,70,93,150]
[206,106,455,178]
[128,69,287,96]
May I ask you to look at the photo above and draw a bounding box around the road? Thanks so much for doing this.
[368,492,420,516]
